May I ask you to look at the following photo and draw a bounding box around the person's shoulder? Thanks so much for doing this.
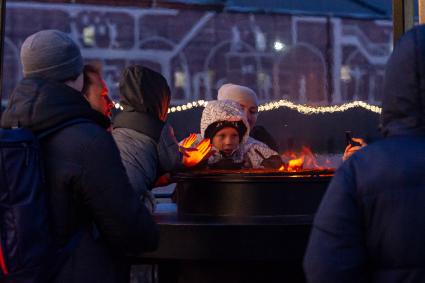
[338,137,400,181]
[51,122,114,157]
[112,127,138,141]
[246,136,278,154]
[43,121,115,167]
[250,125,279,151]
[247,136,267,146]
[63,121,109,140]
[112,127,157,148]
[350,137,404,159]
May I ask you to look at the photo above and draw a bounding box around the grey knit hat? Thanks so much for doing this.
[20,30,83,81]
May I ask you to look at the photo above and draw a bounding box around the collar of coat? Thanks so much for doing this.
[112,111,165,143]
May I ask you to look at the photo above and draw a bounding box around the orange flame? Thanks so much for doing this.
[279,146,326,172]
[288,156,305,172]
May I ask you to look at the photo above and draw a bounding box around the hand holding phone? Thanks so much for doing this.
[345,131,362,147]
[343,131,367,161]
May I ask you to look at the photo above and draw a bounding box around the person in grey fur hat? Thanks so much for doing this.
[2,30,158,283]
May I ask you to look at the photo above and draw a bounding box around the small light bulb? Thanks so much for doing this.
[274,41,286,51]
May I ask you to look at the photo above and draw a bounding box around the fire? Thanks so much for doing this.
[287,156,305,171]
[279,146,326,172]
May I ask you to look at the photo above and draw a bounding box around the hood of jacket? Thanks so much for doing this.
[1,78,110,132]
[118,65,170,120]
[200,100,250,144]
[114,65,171,142]
[381,25,425,137]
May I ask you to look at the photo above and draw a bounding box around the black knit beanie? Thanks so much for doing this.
[204,120,247,142]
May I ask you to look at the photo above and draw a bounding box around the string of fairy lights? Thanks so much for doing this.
[258,99,382,114]
[113,99,382,114]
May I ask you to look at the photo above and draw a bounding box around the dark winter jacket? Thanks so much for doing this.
[1,78,159,283]
[304,25,425,283]
[112,66,181,210]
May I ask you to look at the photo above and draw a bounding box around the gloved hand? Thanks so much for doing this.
[180,137,213,167]
[180,133,197,148]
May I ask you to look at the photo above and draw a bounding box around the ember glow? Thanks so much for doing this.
[279,146,332,172]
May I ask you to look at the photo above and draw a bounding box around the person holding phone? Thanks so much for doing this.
[342,132,367,161]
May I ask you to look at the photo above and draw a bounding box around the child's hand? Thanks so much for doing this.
[179,133,199,158]
[182,139,213,167]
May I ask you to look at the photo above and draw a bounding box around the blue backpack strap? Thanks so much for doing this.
[37,118,92,140]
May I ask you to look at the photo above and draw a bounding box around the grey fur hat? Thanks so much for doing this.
[20,30,83,81]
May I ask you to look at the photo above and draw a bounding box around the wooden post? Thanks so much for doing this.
[419,0,425,24]
[392,0,414,44]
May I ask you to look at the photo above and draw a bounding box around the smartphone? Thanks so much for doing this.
[345,131,362,147]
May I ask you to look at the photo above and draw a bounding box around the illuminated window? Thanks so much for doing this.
[174,71,186,88]
[83,25,95,46]
[340,65,352,82]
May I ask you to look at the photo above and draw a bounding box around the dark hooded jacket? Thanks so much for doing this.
[304,25,425,283]
[1,78,159,283]
[112,66,181,210]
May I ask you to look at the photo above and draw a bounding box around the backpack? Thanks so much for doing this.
[0,119,89,283]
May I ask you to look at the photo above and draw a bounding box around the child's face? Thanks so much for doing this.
[212,127,240,156]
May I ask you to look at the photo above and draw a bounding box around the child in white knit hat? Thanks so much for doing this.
[182,100,281,169]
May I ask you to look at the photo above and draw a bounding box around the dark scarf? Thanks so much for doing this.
[112,111,164,142]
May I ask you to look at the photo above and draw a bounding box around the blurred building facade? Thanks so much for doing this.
[3,0,395,106]
[3,0,402,151]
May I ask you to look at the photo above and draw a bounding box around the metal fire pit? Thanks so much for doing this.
[174,169,334,218]
[137,169,334,283]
